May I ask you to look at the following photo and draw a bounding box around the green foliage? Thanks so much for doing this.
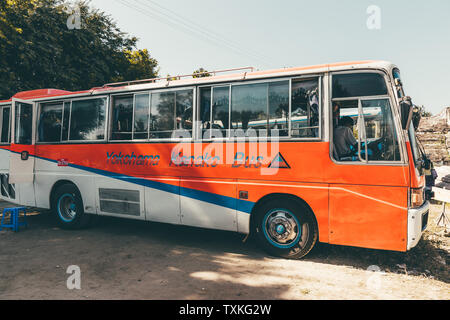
[192,67,211,78]
[0,0,158,100]
[418,105,432,117]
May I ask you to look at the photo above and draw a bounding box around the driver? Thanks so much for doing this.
[334,116,357,158]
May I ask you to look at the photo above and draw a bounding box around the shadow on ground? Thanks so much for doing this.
[0,209,448,299]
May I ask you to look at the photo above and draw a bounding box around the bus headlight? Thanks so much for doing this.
[410,188,424,208]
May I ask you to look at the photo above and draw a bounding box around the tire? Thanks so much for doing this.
[254,198,318,259]
[51,183,92,229]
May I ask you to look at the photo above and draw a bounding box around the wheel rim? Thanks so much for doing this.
[262,208,301,249]
[57,193,77,222]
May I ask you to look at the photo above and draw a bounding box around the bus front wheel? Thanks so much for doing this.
[52,183,92,229]
[254,198,318,259]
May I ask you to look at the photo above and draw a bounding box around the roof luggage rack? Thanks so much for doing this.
[102,66,255,88]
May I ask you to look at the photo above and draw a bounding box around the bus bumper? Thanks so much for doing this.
[407,201,430,250]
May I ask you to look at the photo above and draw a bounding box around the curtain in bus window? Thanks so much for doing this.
[268,81,289,137]
[69,98,106,141]
[175,90,193,133]
[1,107,10,143]
[150,91,175,139]
[361,99,400,161]
[291,79,319,138]
[332,73,387,98]
[134,94,150,139]
[111,95,133,140]
[231,83,268,136]
[15,103,33,144]
[38,103,63,142]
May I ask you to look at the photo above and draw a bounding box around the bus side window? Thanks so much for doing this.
[134,94,150,140]
[0,106,11,143]
[199,86,230,139]
[149,88,193,139]
[268,81,289,137]
[230,81,289,138]
[199,87,212,137]
[231,82,268,135]
[69,98,106,141]
[150,91,175,139]
[291,79,319,138]
[15,102,33,144]
[175,89,193,133]
[38,102,63,143]
[111,95,133,141]
[331,73,400,162]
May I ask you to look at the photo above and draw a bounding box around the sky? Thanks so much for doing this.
[87,0,450,115]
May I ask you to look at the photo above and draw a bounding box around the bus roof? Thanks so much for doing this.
[0,60,396,103]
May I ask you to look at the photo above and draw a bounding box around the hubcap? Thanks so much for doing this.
[264,209,300,247]
[58,194,76,222]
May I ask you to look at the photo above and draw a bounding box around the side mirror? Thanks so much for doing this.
[423,158,431,170]
[400,96,413,130]
[412,105,422,130]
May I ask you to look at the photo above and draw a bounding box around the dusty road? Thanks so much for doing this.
[0,202,448,300]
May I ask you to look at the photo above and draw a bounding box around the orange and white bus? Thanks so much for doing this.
[0,61,429,259]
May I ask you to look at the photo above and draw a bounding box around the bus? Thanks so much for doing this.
[0,60,429,259]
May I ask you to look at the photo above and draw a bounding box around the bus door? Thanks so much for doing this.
[9,98,36,206]
[0,103,15,201]
[329,96,408,251]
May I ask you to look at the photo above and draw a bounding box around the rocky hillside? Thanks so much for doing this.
[416,107,450,166]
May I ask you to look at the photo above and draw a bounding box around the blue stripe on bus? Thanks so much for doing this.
[32,154,255,214]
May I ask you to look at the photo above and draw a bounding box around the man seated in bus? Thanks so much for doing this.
[334,116,357,160]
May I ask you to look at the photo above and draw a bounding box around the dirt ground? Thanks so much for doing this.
[0,201,448,300]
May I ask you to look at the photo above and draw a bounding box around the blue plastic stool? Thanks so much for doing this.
[0,207,27,232]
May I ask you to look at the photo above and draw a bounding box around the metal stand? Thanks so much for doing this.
[436,202,450,228]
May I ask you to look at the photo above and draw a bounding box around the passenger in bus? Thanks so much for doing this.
[334,116,357,159]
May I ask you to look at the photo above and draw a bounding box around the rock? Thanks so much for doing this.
[435,256,446,265]
[417,108,450,166]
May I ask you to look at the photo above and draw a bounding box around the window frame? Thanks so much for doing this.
[109,86,196,143]
[35,95,109,144]
[196,75,323,142]
[0,103,12,145]
[329,69,407,166]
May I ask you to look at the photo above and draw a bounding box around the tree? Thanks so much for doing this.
[417,105,432,117]
[0,0,158,100]
[192,68,211,78]
[412,105,432,130]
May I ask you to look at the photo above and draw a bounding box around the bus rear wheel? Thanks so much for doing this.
[52,183,92,229]
[254,198,318,259]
